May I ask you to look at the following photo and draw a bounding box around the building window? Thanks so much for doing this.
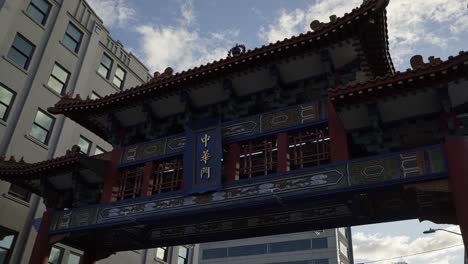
[228,244,267,257]
[67,252,81,264]
[311,238,328,249]
[29,109,55,144]
[78,136,91,155]
[94,146,105,155]
[0,84,16,121]
[7,184,31,202]
[90,91,101,100]
[202,248,228,260]
[0,226,18,264]
[177,246,188,264]
[47,63,69,95]
[113,65,126,89]
[97,53,113,79]
[63,23,83,53]
[118,164,144,200]
[8,34,35,69]
[152,157,184,194]
[338,227,347,238]
[288,126,330,170]
[48,246,63,264]
[155,247,168,261]
[269,239,310,253]
[238,136,277,179]
[312,260,329,264]
[26,0,51,25]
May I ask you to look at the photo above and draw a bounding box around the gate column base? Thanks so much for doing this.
[28,210,53,264]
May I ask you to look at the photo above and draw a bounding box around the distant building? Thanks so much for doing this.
[199,228,353,264]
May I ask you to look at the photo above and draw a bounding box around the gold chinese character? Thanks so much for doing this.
[200,149,211,164]
[201,167,211,179]
[201,133,211,148]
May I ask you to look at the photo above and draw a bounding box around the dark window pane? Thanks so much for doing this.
[97,65,109,78]
[30,125,48,143]
[311,238,328,249]
[67,253,81,264]
[115,67,125,79]
[101,54,112,68]
[228,244,267,257]
[32,0,50,14]
[94,146,105,155]
[48,246,63,264]
[113,78,122,88]
[78,136,91,155]
[34,110,53,129]
[202,248,227,259]
[7,49,28,68]
[0,87,13,105]
[13,36,34,56]
[51,64,68,83]
[26,5,45,24]
[0,234,14,249]
[0,105,6,120]
[8,184,31,202]
[0,248,7,263]
[66,24,82,42]
[269,239,310,253]
[47,76,63,94]
[63,35,78,52]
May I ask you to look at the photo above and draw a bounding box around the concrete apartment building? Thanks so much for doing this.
[198,228,353,264]
[0,0,199,263]
[0,1,354,264]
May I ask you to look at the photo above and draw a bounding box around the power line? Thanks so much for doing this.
[356,244,464,263]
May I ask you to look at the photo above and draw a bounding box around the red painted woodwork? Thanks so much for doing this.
[100,148,122,203]
[239,136,277,179]
[29,210,52,264]
[277,132,289,173]
[226,143,240,181]
[151,157,184,194]
[141,161,154,196]
[288,127,330,170]
[327,99,349,162]
[444,138,468,255]
[117,164,144,200]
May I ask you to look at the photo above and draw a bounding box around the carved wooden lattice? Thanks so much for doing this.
[239,136,277,179]
[288,127,330,170]
[117,165,144,200]
[152,157,184,194]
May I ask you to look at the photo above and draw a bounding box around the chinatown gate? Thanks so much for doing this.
[1,0,468,263]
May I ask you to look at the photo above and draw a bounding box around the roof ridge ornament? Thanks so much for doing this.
[310,15,338,31]
[152,67,174,82]
[410,55,443,70]
[228,44,246,57]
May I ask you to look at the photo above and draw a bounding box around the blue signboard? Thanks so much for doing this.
[184,125,222,194]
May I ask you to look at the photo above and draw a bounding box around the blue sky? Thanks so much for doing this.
[87,0,467,263]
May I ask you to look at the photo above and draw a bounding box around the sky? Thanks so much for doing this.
[86,0,467,263]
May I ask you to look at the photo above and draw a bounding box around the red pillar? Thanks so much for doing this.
[100,148,121,203]
[29,210,53,264]
[444,137,468,255]
[141,161,153,196]
[327,99,349,161]
[226,143,240,181]
[277,132,289,173]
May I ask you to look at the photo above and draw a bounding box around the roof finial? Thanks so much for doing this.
[228,44,246,57]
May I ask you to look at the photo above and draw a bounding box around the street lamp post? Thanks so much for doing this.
[423,228,465,264]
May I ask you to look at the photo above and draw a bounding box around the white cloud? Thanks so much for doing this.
[258,0,467,70]
[87,0,136,28]
[353,225,464,264]
[135,0,239,73]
